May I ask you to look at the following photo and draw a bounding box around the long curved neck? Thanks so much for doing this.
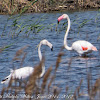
[38,43,42,61]
[64,15,72,50]
[38,42,45,77]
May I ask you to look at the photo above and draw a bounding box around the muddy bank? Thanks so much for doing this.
[0,0,100,14]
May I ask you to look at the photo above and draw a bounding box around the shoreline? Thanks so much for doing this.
[0,0,100,15]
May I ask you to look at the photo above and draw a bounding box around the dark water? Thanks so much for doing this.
[0,10,100,99]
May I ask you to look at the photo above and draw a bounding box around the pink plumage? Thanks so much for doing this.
[58,14,97,56]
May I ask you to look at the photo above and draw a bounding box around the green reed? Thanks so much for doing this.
[1,13,56,38]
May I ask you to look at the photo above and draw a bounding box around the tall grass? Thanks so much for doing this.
[0,0,39,14]
[0,0,100,14]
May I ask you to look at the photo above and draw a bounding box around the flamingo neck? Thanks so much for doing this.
[38,42,45,77]
[64,15,72,51]
[38,43,42,61]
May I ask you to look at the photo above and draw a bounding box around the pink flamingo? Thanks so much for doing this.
[58,14,97,56]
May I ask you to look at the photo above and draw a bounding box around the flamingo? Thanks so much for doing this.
[1,39,53,84]
[57,14,97,56]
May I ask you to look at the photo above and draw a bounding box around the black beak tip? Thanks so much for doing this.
[57,20,59,24]
[51,47,53,51]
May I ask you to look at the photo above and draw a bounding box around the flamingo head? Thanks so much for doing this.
[41,39,53,51]
[58,14,68,24]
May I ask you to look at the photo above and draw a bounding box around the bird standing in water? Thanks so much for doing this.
[57,14,97,56]
[1,39,53,84]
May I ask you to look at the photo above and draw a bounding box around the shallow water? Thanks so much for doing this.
[0,10,100,99]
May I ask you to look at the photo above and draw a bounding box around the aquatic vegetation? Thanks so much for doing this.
[1,13,57,38]
[0,43,14,53]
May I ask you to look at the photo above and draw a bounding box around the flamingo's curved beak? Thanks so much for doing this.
[57,15,63,24]
[57,20,59,24]
[51,46,53,51]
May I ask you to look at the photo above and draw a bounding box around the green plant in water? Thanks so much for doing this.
[0,43,14,53]
[1,13,56,38]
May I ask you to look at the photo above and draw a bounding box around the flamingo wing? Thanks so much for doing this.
[1,67,34,84]
[13,67,34,79]
[81,46,88,51]
[72,40,97,55]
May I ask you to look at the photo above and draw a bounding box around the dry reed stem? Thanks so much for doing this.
[51,86,61,100]
[7,76,14,88]
[0,87,6,99]
[77,79,83,97]
[72,89,77,100]
[0,48,3,53]
[2,0,12,14]
[13,45,28,61]
[47,49,64,93]
[48,75,55,93]
[90,78,100,99]
[87,72,91,95]
[68,57,73,69]
[20,52,27,67]
[55,52,64,72]
[55,46,64,71]
[41,66,52,94]
[66,86,69,93]
[71,79,83,100]
[47,49,64,94]
[25,57,45,96]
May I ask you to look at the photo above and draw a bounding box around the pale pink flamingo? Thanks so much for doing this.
[58,14,97,56]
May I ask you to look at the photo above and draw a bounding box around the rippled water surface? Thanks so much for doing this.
[0,10,100,99]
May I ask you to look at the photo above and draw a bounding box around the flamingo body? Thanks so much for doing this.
[1,67,33,84]
[1,39,53,84]
[72,40,97,55]
[58,14,97,56]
